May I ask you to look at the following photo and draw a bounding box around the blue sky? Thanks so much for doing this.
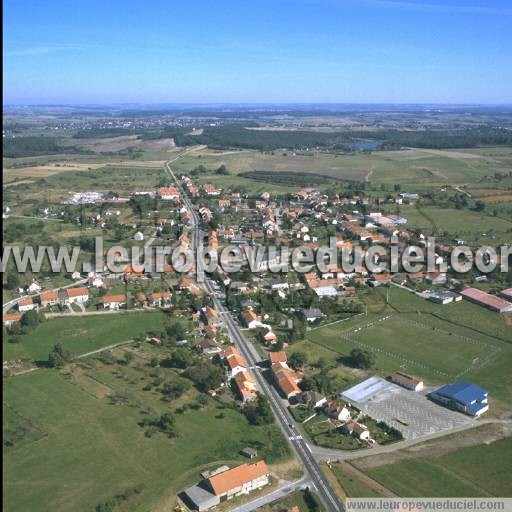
[3,0,512,104]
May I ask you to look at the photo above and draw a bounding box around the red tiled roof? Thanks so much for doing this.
[207,461,269,496]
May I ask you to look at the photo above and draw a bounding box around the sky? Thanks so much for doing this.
[3,0,512,105]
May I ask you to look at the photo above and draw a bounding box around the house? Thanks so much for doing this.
[3,312,23,328]
[205,461,270,501]
[242,309,262,329]
[269,351,287,364]
[341,420,370,440]
[460,288,512,313]
[39,290,59,308]
[133,231,145,241]
[368,274,391,287]
[27,281,41,294]
[429,381,489,416]
[425,272,447,285]
[151,291,171,307]
[18,296,36,312]
[324,400,351,421]
[225,350,247,379]
[391,371,424,391]
[300,307,325,323]
[233,371,258,402]
[102,294,127,310]
[157,186,180,200]
[271,362,302,400]
[203,306,221,327]
[199,338,222,356]
[65,287,89,304]
[263,329,277,344]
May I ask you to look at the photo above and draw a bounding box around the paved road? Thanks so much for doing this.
[235,476,310,512]
[165,156,344,512]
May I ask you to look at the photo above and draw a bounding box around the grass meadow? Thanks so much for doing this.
[364,437,512,497]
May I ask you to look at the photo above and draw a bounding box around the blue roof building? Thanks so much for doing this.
[429,381,489,417]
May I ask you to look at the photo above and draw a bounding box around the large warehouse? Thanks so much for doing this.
[429,381,489,417]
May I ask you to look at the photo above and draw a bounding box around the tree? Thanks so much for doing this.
[48,343,72,368]
[474,200,486,211]
[157,412,177,437]
[6,271,20,290]
[184,362,223,392]
[168,348,194,369]
[288,351,308,370]
[243,393,275,425]
[349,348,375,369]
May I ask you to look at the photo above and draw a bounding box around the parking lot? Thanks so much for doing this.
[340,377,474,440]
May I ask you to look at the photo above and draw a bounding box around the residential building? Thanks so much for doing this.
[233,371,258,402]
[151,291,171,307]
[341,420,370,440]
[102,294,127,310]
[65,287,89,304]
[39,290,59,308]
[18,296,36,312]
[271,362,302,400]
[324,400,351,421]
[3,312,24,328]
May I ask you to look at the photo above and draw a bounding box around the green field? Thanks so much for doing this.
[3,349,293,512]
[328,463,383,498]
[3,311,166,363]
[46,165,166,191]
[364,437,512,497]
[399,204,512,245]
[302,287,512,408]
[170,146,512,189]
[342,315,499,379]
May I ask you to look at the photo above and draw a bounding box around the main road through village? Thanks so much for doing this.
[164,157,345,512]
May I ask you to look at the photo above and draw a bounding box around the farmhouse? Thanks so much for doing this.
[391,371,424,391]
[206,461,270,501]
[460,288,512,313]
[233,371,257,402]
[429,381,489,417]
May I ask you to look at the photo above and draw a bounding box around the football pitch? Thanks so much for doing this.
[309,313,502,382]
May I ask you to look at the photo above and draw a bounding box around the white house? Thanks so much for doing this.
[133,231,145,241]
